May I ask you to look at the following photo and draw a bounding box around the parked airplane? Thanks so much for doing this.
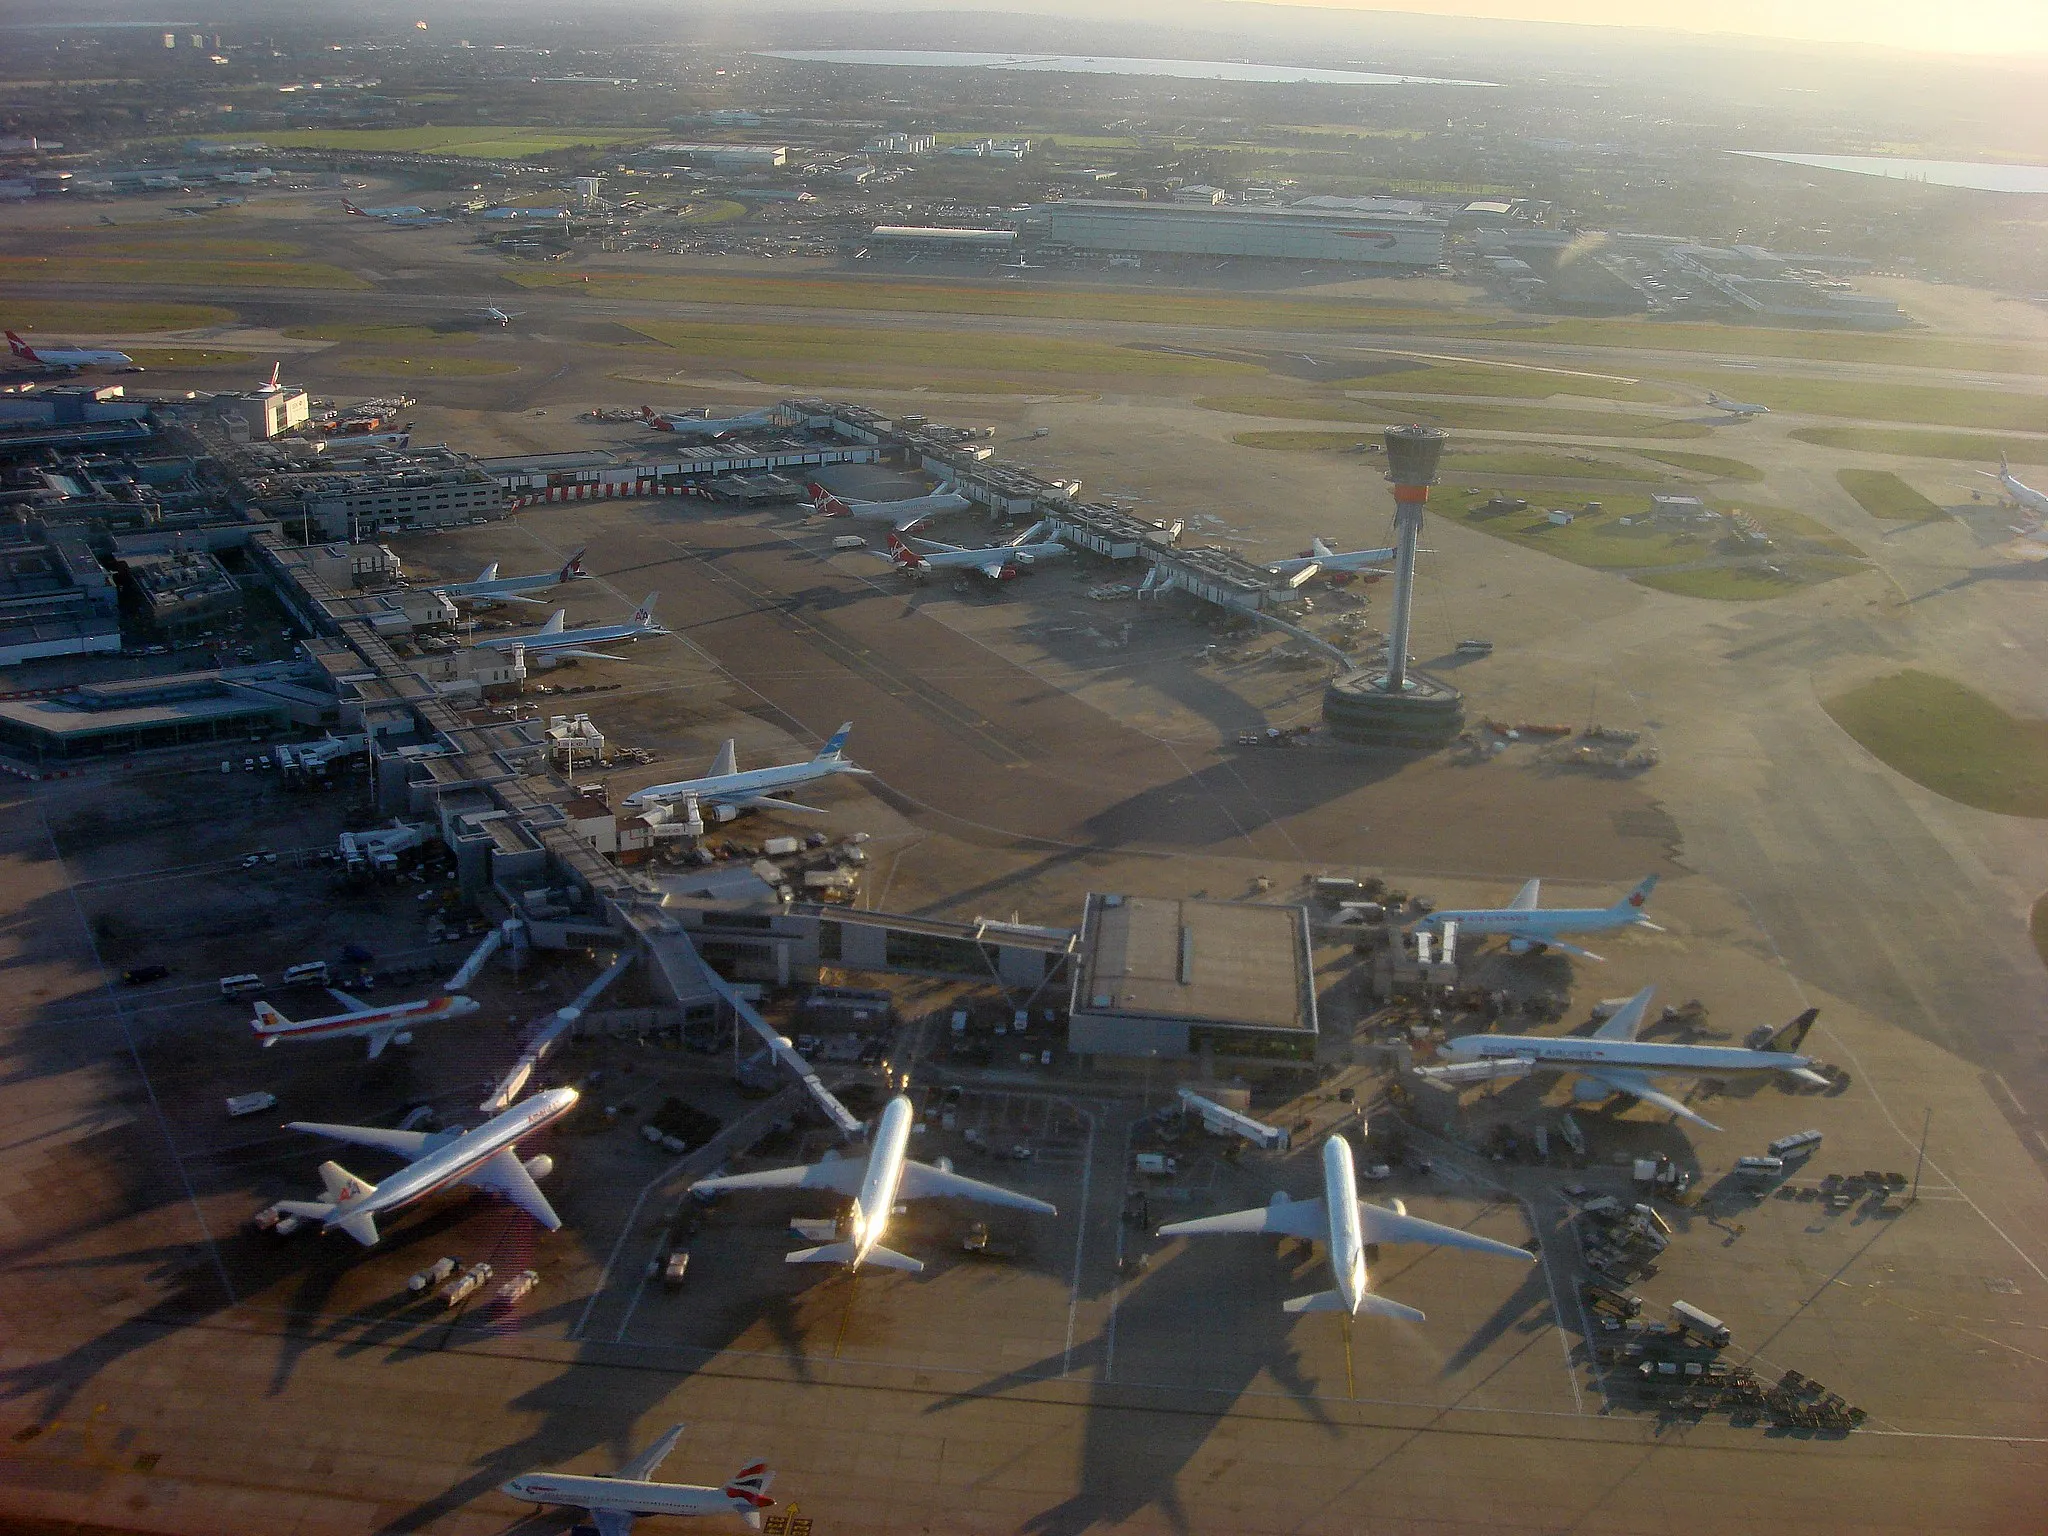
[1705,391,1770,418]
[1265,538,1397,587]
[417,547,588,605]
[469,595,667,662]
[1416,986,1827,1132]
[1982,453,2048,521]
[640,405,777,437]
[252,989,480,1059]
[275,1085,579,1246]
[470,306,524,327]
[6,331,136,371]
[341,198,429,219]
[689,1094,1054,1272]
[805,479,972,532]
[1409,875,1660,962]
[880,521,1069,581]
[1159,1134,1533,1318]
[502,1426,777,1534]
[622,721,869,817]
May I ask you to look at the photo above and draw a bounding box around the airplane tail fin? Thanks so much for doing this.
[1618,875,1659,914]
[2001,451,2011,473]
[813,722,854,762]
[5,331,36,360]
[560,547,587,580]
[342,199,364,215]
[858,1244,925,1273]
[786,1240,858,1265]
[537,610,567,635]
[1764,1006,1820,1054]
[310,1161,380,1244]
[251,1000,293,1044]
[723,1464,776,1514]
[633,593,659,625]
[811,486,850,516]
[266,361,279,389]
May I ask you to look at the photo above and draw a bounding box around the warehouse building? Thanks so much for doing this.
[1034,200,1447,266]
[645,143,790,171]
[868,225,1018,256]
[1067,894,1319,1059]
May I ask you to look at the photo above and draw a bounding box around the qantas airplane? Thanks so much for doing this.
[1409,875,1660,962]
[252,990,480,1059]
[622,721,869,817]
[690,1094,1053,1273]
[502,1426,777,1534]
[6,331,136,371]
[880,520,1069,581]
[275,1086,578,1246]
[806,478,972,532]
[640,405,777,437]
[1160,1134,1533,1318]
[1416,986,1828,1132]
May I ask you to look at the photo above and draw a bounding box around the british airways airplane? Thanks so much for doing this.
[502,1426,777,1533]
[1410,875,1660,962]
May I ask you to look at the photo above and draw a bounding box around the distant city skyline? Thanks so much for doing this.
[1248,0,2048,56]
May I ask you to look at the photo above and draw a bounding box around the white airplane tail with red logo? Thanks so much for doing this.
[341,199,367,216]
[5,331,40,361]
[724,1463,776,1526]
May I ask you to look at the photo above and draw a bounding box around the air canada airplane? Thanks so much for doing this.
[690,1094,1054,1272]
[1705,390,1770,418]
[1409,875,1660,962]
[1416,986,1828,1132]
[502,1426,777,1534]
[1159,1134,1533,1318]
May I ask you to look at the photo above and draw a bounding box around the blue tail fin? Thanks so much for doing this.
[814,722,853,761]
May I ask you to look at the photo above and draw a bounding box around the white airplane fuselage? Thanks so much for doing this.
[2000,467,2048,519]
[254,993,478,1048]
[1447,1034,1818,1076]
[814,484,972,523]
[623,752,861,811]
[849,1095,915,1267]
[1418,906,1643,941]
[1323,1135,1371,1315]
[500,1472,741,1520]
[471,613,664,654]
[295,1086,578,1230]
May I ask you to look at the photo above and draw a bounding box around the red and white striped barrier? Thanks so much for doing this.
[507,482,713,510]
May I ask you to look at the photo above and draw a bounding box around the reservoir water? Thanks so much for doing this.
[1730,151,2048,194]
[756,50,1498,88]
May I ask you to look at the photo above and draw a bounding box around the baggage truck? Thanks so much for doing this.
[1670,1300,1731,1348]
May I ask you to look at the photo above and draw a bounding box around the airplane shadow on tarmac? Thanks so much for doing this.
[1075,750,1411,852]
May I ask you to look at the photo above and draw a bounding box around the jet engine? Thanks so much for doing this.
[524,1154,555,1180]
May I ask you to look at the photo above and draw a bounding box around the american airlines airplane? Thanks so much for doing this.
[417,548,588,605]
[1705,390,1770,418]
[880,521,1069,581]
[1982,453,2048,521]
[252,989,480,1059]
[806,478,973,532]
[1416,986,1828,1132]
[1159,1134,1533,1318]
[640,405,778,437]
[502,1426,777,1534]
[621,721,869,816]
[1409,875,1660,962]
[6,331,136,371]
[276,1085,579,1246]
[469,595,667,662]
[690,1094,1054,1273]
[1264,539,1397,587]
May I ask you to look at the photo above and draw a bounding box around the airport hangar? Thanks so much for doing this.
[1026,199,1449,264]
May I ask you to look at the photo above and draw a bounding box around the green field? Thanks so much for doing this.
[1231,431,1378,451]
[1339,362,1665,403]
[331,356,519,378]
[1655,370,2048,431]
[1790,426,2048,465]
[0,254,368,290]
[1838,468,1945,520]
[1636,450,1767,483]
[1,299,233,334]
[198,126,663,158]
[1824,670,2048,817]
[84,236,308,260]
[285,323,467,345]
[1199,393,1711,439]
[126,349,262,370]
[1443,450,1672,482]
[1635,560,1862,600]
[626,321,1261,381]
[680,200,747,225]
[1508,318,2048,376]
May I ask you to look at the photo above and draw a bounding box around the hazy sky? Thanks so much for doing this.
[1259,0,2048,56]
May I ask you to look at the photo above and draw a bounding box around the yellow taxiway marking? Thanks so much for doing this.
[833,1271,861,1359]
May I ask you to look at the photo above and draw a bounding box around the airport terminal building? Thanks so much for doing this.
[1033,200,1447,266]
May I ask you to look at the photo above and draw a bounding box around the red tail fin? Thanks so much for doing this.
[341,199,364,215]
[6,331,36,360]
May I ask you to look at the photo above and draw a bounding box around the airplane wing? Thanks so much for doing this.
[1592,986,1656,1042]
[1160,1194,1327,1241]
[1782,1066,1833,1089]
[1356,1202,1534,1262]
[619,1424,688,1483]
[897,1161,1057,1214]
[486,592,553,606]
[718,794,827,816]
[1521,936,1605,962]
[593,1513,636,1536]
[693,1157,869,1196]
[460,1148,564,1229]
[975,560,1013,580]
[1583,1068,1722,1132]
[326,988,374,1013]
[1507,878,1542,911]
[892,512,933,533]
[540,648,634,663]
[365,1027,400,1061]
[284,1121,435,1159]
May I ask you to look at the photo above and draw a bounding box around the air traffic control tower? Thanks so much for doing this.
[1322,424,1466,748]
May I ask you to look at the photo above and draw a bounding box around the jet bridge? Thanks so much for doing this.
[1178,1088,1291,1151]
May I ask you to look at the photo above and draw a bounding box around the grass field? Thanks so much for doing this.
[1838,468,1945,520]
[1,299,233,334]
[1633,560,1862,599]
[79,236,308,260]
[1338,362,1666,403]
[1442,449,1672,481]
[1654,370,2048,431]
[0,254,368,290]
[680,200,748,225]
[1636,450,1767,482]
[1438,489,1860,579]
[196,126,663,157]
[125,349,262,370]
[1790,427,2048,465]
[1507,318,2048,376]
[626,321,1262,381]
[1199,393,1712,439]
[285,323,468,344]
[331,356,519,378]
[1824,669,2048,816]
